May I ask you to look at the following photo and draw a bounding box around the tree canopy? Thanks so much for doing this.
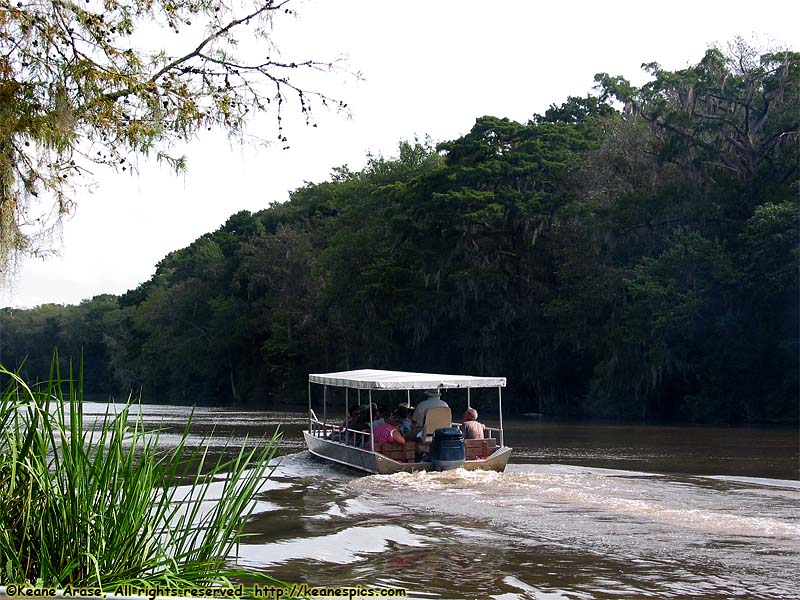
[3,40,797,424]
[0,0,347,280]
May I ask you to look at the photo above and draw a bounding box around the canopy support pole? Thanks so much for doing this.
[308,381,312,434]
[345,388,349,445]
[323,385,328,428]
[467,388,471,410]
[498,386,504,448]
[368,390,375,452]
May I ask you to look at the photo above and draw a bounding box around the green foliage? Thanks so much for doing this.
[5,41,798,423]
[0,0,348,281]
[0,358,285,590]
[739,199,800,297]
[543,39,799,421]
[0,297,118,394]
[619,232,740,420]
[595,38,799,216]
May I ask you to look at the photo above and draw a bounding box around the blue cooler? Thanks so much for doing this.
[431,427,465,471]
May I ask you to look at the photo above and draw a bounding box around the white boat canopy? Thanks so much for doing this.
[308,369,506,390]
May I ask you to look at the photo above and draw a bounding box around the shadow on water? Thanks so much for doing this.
[502,419,799,480]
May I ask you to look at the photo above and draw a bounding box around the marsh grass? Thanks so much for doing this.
[0,360,288,593]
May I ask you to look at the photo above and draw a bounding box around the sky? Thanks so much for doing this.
[2,0,798,309]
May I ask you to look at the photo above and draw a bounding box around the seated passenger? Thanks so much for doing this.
[344,404,362,428]
[349,406,369,431]
[413,390,448,428]
[369,403,385,428]
[346,407,372,447]
[394,405,414,436]
[334,405,363,444]
[372,416,405,445]
[462,408,486,439]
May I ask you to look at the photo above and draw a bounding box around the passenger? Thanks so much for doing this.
[394,405,414,436]
[337,405,363,444]
[349,405,369,431]
[413,390,448,427]
[347,406,372,447]
[370,404,386,428]
[344,404,362,428]
[372,416,405,445]
[462,408,486,439]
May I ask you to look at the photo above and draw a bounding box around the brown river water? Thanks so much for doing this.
[86,404,799,600]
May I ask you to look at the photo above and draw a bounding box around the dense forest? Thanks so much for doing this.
[1,42,798,423]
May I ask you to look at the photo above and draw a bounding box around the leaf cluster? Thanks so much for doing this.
[0,355,285,590]
[0,0,350,281]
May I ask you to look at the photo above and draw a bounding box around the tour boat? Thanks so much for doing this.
[303,369,512,474]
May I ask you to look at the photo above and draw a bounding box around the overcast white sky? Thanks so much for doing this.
[2,0,798,309]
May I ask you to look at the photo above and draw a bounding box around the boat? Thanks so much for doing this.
[303,369,512,474]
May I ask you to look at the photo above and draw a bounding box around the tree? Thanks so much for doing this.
[4,40,797,423]
[595,38,799,220]
[314,140,445,369]
[0,295,119,393]
[0,0,349,280]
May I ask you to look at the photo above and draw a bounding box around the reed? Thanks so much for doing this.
[0,359,286,593]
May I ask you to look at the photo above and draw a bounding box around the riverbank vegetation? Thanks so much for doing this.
[2,41,797,423]
[0,361,284,591]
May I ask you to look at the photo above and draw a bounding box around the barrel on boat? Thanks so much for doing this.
[431,427,465,471]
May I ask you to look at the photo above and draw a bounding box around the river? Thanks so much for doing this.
[86,404,799,600]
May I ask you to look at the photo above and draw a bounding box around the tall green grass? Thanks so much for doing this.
[0,360,286,593]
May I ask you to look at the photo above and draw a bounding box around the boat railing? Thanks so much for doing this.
[309,414,371,447]
[309,411,332,437]
[484,426,500,441]
[311,412,503,450]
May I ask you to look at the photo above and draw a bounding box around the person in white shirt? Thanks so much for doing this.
[413,390,448,427]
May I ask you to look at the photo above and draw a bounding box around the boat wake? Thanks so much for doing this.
[347,464,800,540]
[243,452,800,599]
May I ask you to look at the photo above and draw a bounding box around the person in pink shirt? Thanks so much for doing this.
[372,416,405,445]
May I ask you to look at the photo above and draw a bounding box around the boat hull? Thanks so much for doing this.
[303,430,511,475]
